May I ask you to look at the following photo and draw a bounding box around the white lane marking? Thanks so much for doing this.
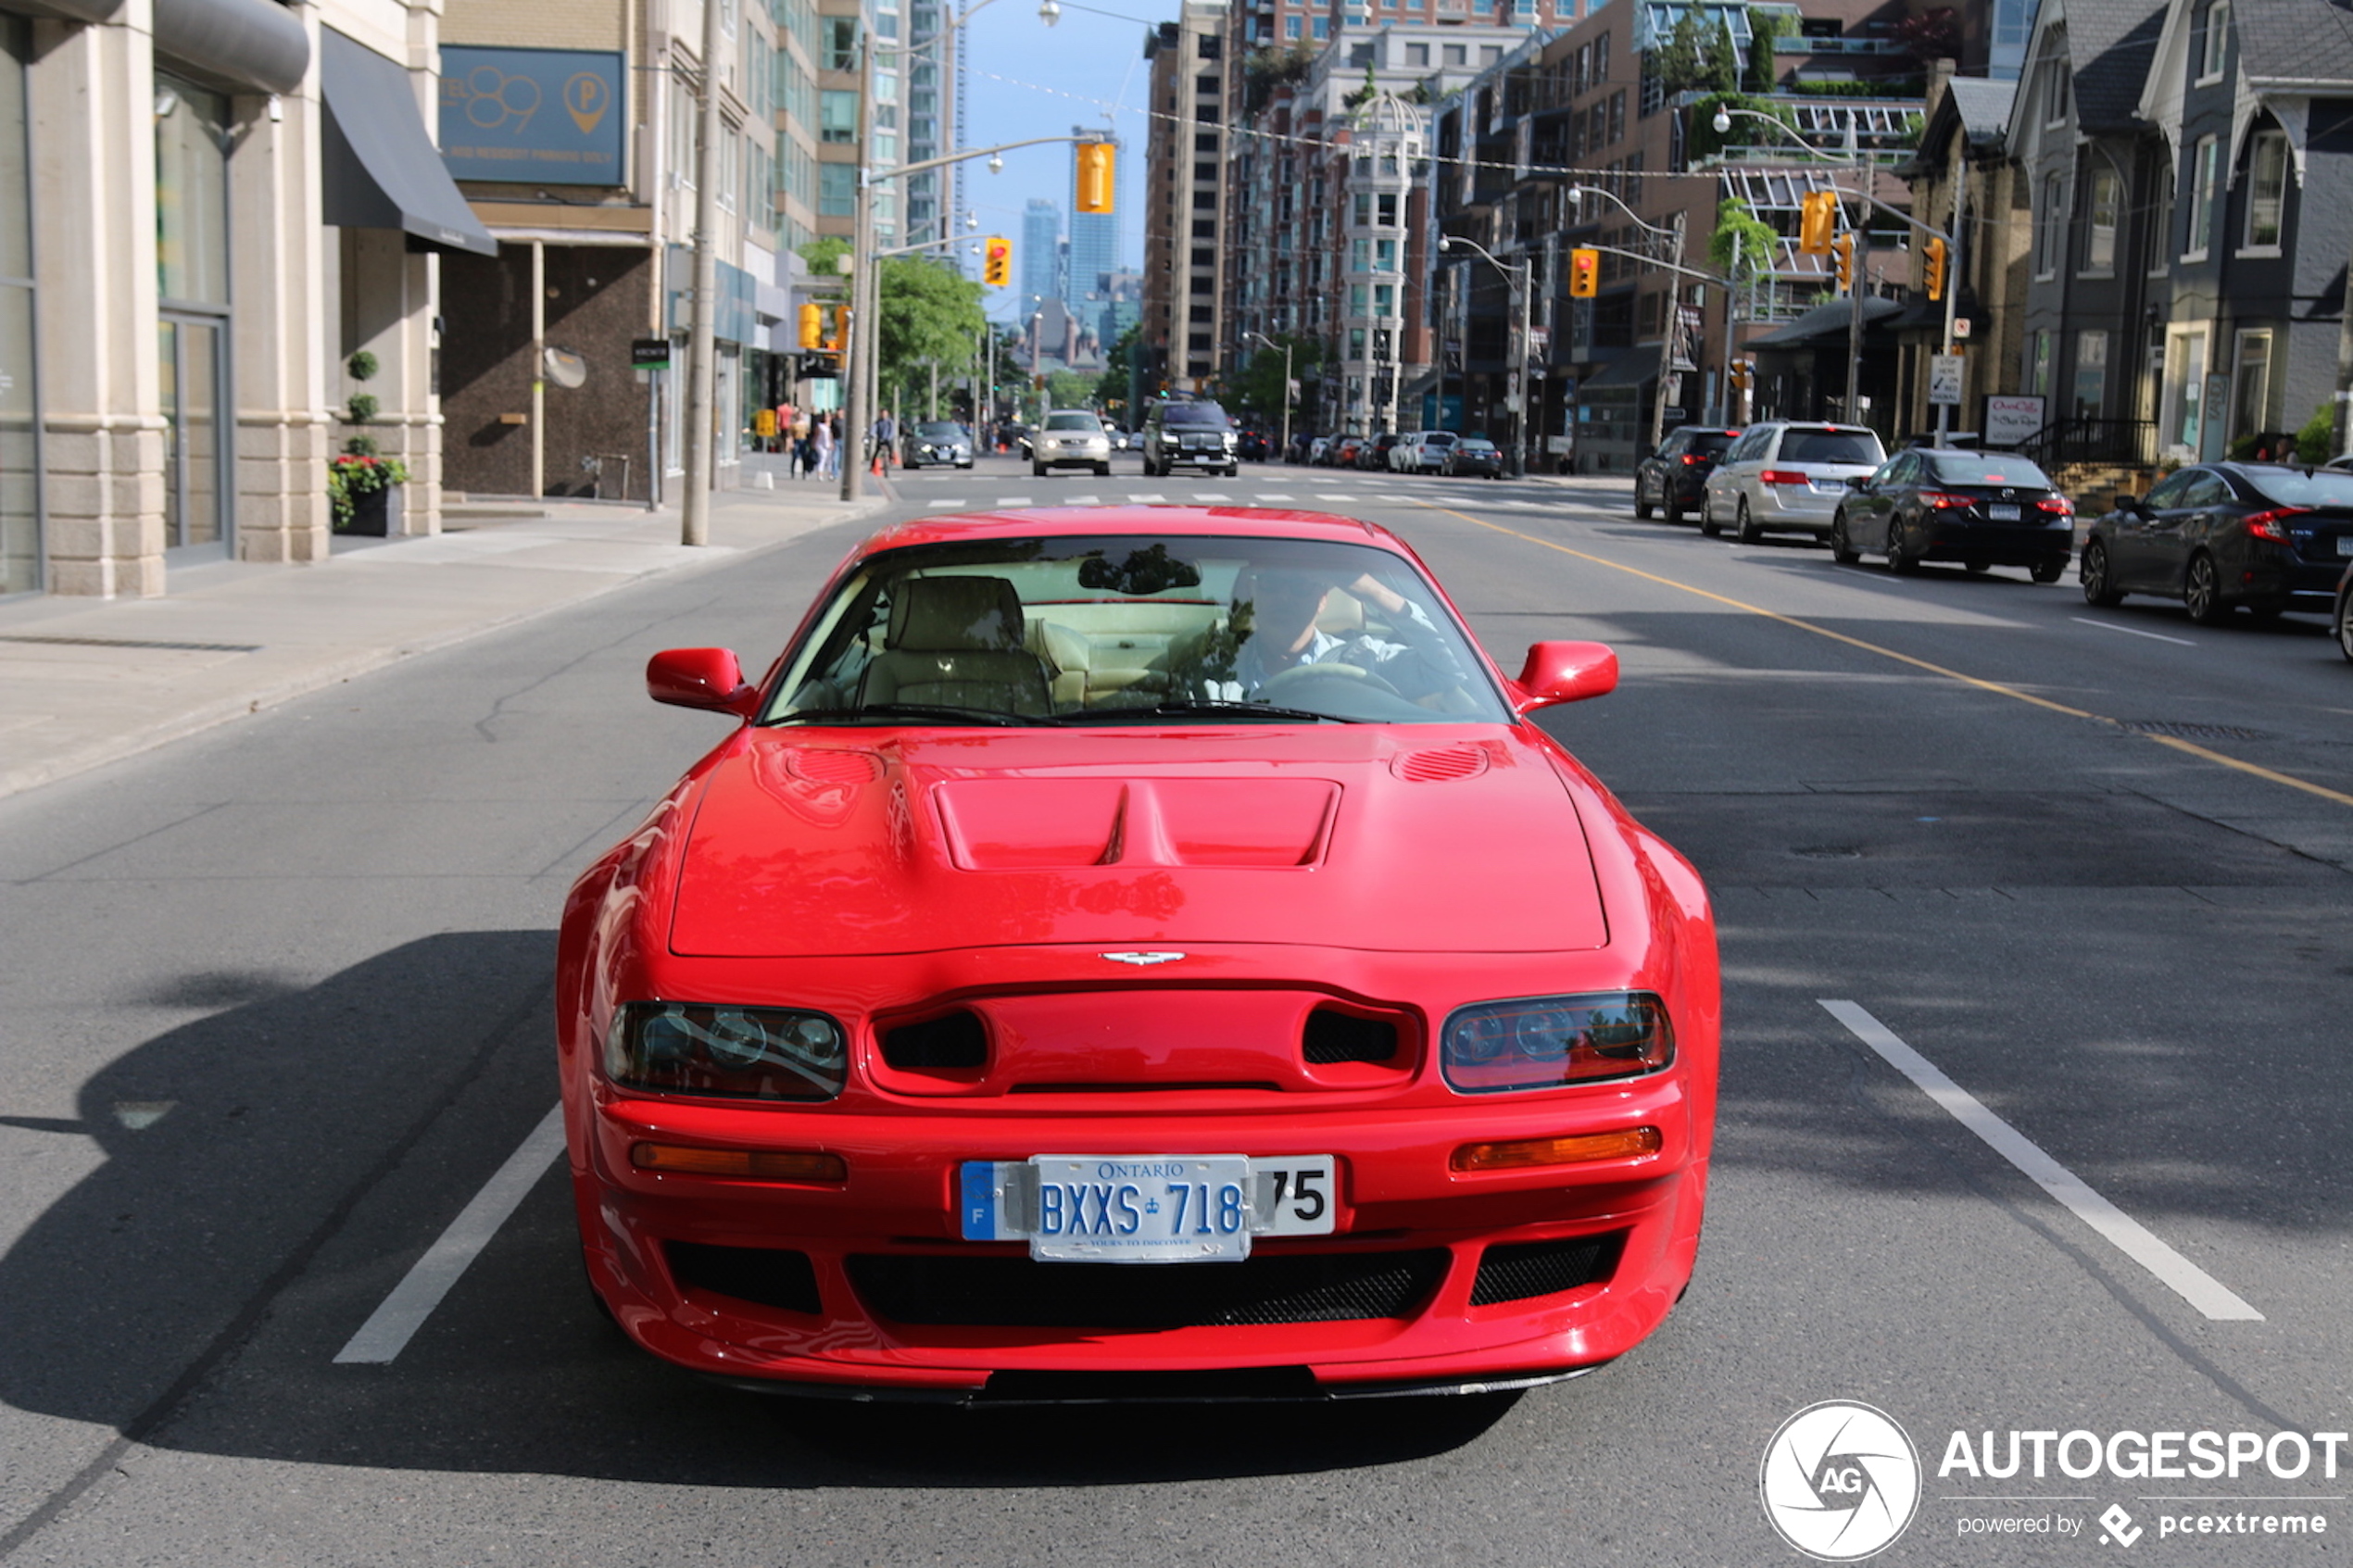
[1128,492,1167,502]
[2070,616,2196,647]
[1252,493,1295,500]
[113,1101,174,1130]
[1063,494,1102,505]
[1315,493,1356,501]
[1818,1000,2262,1322]
[334,1103,569,1363]
[992,496,1034,507]
[925,498,963,508]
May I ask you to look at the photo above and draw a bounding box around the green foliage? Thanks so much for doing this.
[875,255,987,395]
[1787,76,1924,96]
[1227,334,1323,425]
[1096,321,1140,412]
[1704,20,1742,94]
[799,235,853,277]
[1743,8,1783,92]
[1708,198,1781,276]
[346,349,379,383]
[2296,402,2338,463]
[346,393,380,424]
[341,433,379,458]
[326,452,409,530]
[1687,92,1795,161]
[1243,43,1315,115]
[1656,9,1707,94]
[1043,369,1097,409]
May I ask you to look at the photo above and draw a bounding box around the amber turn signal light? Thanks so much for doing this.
[631,1143,847,1182]
[1451,1126,1663,1173]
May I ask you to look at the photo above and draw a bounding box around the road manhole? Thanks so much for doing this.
[1789,846,1865,859]
[2119,720,2265,742]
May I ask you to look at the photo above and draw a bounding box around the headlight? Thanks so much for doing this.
[1441,992,1672,1093]
[605,1000,847,1100]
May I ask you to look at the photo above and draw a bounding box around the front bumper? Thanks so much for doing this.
[574,1085,1705,1396]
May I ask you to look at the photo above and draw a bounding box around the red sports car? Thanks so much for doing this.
[559,507,1718,1401]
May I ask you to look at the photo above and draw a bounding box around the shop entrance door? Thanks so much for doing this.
[158,314,230,558]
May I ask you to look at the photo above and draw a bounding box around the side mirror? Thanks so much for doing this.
[647,647,760,716]
[1514,641,1618,711]
[2112,494,2142,516]
[1847,474,1870,490]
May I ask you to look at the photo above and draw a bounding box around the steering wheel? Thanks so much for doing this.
[1257,660,1402,699]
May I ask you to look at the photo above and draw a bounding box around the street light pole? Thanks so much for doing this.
[1567,182,1684,457]
[1437,234,1529,478]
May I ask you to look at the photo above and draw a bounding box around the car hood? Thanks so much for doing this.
[669,728,1609,957]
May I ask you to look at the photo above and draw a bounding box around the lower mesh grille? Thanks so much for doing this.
[849,1248,1449,1329]
[1468,1231,1626,1306]
[666,1241,823,1314]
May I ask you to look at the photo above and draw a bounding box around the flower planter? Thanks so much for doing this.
[338,482,403,536]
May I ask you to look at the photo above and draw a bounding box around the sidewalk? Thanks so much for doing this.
[0,482,887,801]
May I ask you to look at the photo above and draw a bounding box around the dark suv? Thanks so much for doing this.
[1140,398,1239,477]
[1635,426,1740,525]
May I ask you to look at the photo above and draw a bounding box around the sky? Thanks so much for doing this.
[954,0,1161,321]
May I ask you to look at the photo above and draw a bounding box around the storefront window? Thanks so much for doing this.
[1,17,38,596]
[155,76,230,306]
[155,73,233,556]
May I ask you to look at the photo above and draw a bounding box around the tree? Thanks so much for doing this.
[1704,19,1742,94]
[1043,369,1096,408]
[875,255,986,405]
[798,235,851,276]
[1707,197,1780,278]
[1743,7,1783,92]
[1660,9,1707,94]
[1096,321,1140,416]
[1227,334,1323,425]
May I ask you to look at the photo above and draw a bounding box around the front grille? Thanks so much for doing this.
[1302,1008,1400,1064]
[666,1241,823,1314]
[1469,1231,1626,1307]
[848,1248,1449,1329]
[880,1010,988,1070]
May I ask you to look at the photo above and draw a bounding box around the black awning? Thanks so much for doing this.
[1579,352,1658,390]
[320,28,497,257]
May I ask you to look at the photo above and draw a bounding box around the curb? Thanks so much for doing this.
[0,496,889,804]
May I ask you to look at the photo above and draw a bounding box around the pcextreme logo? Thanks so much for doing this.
[1761,1400,1924,1561]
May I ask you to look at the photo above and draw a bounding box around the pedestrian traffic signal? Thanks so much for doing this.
[1568,247,1600,298]
[798,303,824,349]
[1831,232,1855,292]
[1798,190,1838,255]
[982,235,1012,287]
[1920,234,1947,302]
[1076,140,1115,214]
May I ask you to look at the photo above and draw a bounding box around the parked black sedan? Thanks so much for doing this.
[1830,448,2072,580]
[1444,435,1504,479]
[2080,462,2353,623]
[1634,426,1739,524]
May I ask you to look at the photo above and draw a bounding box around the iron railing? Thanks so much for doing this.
[2012,418,2158,469]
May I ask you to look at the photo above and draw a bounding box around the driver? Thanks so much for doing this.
[1207,567,1467,702]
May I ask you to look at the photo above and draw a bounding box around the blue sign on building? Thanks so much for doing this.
[439,47,624,186]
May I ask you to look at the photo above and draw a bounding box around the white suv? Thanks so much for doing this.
[1701,422,1886,543]
[1032,410,1114,477]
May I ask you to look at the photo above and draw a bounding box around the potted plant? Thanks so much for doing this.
[329,449,410,535]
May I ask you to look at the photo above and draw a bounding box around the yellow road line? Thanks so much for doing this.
[1420,499,2353,812]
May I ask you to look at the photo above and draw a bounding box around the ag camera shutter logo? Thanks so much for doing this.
[1760,1400,1922,1561]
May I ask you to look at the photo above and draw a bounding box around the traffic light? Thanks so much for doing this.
[798,303,823,349]
[823,305,848,354]
[1831,232,1855,292]
[982,235,1012,287]
[1920,234,1948,302]
[1568,247,1600,298]
[1798,190,1838,256]
[1076,140,1115,214]
[1729,357,1752,394]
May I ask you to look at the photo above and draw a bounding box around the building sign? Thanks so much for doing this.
[1983,395,2045,446]
[439,47,624,186]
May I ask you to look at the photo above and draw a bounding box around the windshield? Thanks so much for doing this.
[764,534,1509,727]
[2243,467,2353,508]
[916,421,963,439]
[1423,433,1457,445]
[1780,429,1884,465]
[1044,413,1100,432]
[1161,403,1228,428]
[1930,454,2052,487]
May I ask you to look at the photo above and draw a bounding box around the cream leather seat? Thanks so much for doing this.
[857,576,1052,716]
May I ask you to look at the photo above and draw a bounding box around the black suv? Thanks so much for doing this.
[1140,399,1239,477]
[1635,426,1741,524]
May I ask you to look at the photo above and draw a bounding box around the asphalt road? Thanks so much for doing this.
[1,453,2347,1566]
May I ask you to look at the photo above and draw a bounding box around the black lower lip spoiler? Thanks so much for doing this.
[710,1361,1608,1406]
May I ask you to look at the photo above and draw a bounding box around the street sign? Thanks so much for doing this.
[1928,353,1964,408]
[1529,326,1551,355]
[1952,316,1973,341]
[630,337,671,370]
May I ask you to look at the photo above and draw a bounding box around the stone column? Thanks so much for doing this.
[30,6,167,596]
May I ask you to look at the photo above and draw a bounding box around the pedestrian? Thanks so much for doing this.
[793,417,815,479]
[813,416,836,479]
[874,408,898,471]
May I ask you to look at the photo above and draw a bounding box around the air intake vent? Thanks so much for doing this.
[1390,746,1489,783]
[786,748,882,784]
[1468,1231,1626,1307]
[881,1010,988,1070]
[1302,1008,1399,1064]
[849,1248,1448,1328]
[666,1241,822,1314]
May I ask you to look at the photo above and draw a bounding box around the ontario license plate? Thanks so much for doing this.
[1989,503,2021,521]
[2336,535,2353,558]
[959,1154,1338,1261]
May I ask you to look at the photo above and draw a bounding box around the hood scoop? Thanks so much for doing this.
[1390,745,1492,783]
[933,778,1338,871]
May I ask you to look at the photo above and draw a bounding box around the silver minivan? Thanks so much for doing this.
[1701,422,1886,543]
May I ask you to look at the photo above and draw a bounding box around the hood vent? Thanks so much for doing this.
[786,748,883,784]
[1390,746,1490,784]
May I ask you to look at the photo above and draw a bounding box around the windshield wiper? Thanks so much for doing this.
[1058,698,1348,724]
[770,703,1050,728]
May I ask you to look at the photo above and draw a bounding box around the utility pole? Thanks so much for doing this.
[1846,216,1868,427]
[1937,129,1963,445]
[681,0,729,546]
[838,31,877,502]
[1649,211,1687,453]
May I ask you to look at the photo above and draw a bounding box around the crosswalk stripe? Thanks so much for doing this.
[1315,493,1355,501]
[993,496,1033,506]
[1128,493,1166,502]
[1063,495,1101,505]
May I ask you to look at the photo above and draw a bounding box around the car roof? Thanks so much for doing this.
[852,506,1408,558]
